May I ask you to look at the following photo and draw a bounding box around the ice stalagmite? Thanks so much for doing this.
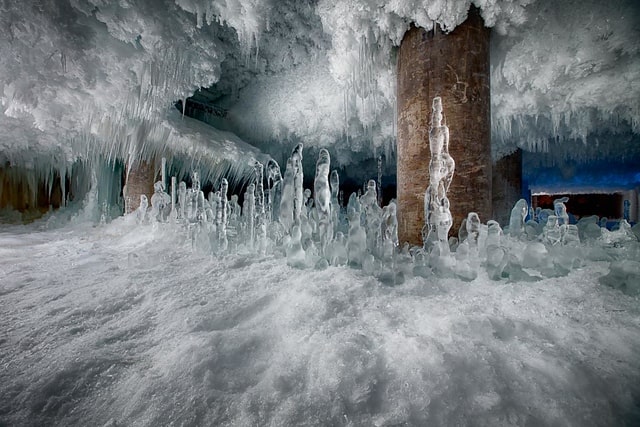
[543,215,562,246]
[314,149,332,255]
[216,179,229,251]
[361,180,382,255]
[254,162,265,219]
[279,144,304,233]
[485,220,507,280]
[150,181,171,222]
[377,155,383,206]
[466,213,481,249]
[254,162,267,252]
[554,197,570,226]
[509,199,529,237]
[244,183,255,248]
[170,176,177,222]
[347,207,367,267]
[291,143,304,225]
[423,97,454,254]
[178,181,187,220]
[266,159,282,223]
[279,158,295,232]
[196,190,206,224]
[330,170,340,233]
[228,194,241,238]
[137,195,148,224]
[382,202,398,261]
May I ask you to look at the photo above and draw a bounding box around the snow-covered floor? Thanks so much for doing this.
[1,219,639,426]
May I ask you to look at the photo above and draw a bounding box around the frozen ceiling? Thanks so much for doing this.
[1,0,639,177]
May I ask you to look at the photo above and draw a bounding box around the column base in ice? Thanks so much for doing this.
[124,160,156,214]
[492,149,523,226]
[397,6,491,246]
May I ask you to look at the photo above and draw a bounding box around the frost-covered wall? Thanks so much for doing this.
[1,0,639,176]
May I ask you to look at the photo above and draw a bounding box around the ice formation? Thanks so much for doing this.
[106,127,638,292]
[314,149,332,255]
[422,97,454,254]
[14,96,628,290]
[1,2,639,422]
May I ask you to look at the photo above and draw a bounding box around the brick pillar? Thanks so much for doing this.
[123,160,155,214]
[397,6,491,245]
[492,149,523,226]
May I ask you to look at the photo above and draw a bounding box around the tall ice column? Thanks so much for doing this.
[397,6,491,245]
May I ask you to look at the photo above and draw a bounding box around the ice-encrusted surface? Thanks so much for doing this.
[1,220,639,426]
[1,0,638,170]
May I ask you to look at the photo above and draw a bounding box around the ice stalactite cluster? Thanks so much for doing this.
[1,0,638,178]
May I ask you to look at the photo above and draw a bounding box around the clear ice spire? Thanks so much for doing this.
[330,170,340,234]
[254,162,267,253]
[279,157,295,232]
[423,97,454,254]
[279,144,304,232]
[266,159,282,223]
[291,143,304,225]
[216,178,229,251]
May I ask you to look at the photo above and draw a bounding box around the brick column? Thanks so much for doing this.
[397,6,491,245]
[123,160,156,214]
[492,149,523,226]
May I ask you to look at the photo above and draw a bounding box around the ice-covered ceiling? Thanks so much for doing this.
[1,0,639,176]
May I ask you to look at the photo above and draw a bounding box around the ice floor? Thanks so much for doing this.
[1,219,639,427]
